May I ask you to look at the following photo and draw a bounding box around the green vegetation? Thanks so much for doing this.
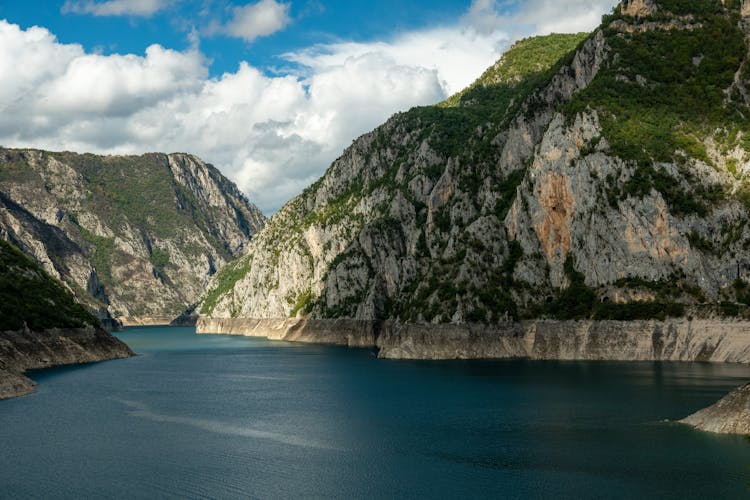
[394,33,588,161]
[615,275,706,302]
[734,279,750,306]
[0,239,98,331]
[77,226,115,285]
[53,152,233,259]
[442,33,589,107]
[568,4,746,211]
[543,256,685,321]
[283,34,589,236]
[543,256,598,320]
[470,240,523,321]
[294,32,594,322]
[687,230,715,253]
[289,289,314,317]
[494,169,526,220]
[606,164,721,216]
[210,3,750,325]
[200,255,253,315]
[149,247,170,272]
[593,301,685,321]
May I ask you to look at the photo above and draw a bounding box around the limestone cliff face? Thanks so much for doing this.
[203,2,750,331]
[0,150,265,324]
[681,383,750,435]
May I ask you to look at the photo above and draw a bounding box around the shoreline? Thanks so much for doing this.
[198,316,750,436]
[196,317,750,363]
[0,326,134,399]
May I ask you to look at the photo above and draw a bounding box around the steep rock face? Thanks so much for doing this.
[681,383,750,435]
[0,239,133,399]
[201,32,596,322]
[204,2,750,332]
[0,150,265,324]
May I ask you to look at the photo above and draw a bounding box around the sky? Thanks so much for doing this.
[0,0,618,213]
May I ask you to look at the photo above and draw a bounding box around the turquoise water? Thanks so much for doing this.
[1,326,749,499]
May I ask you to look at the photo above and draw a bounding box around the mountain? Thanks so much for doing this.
[199,1,750,360]
[0,149,266,326]
[0,239,133,398]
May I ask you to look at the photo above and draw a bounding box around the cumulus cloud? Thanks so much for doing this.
[285,28,511,101]
[463,0,617,36]
[0,0,617,212]
[223,0,291,42]
[61,0,171,17]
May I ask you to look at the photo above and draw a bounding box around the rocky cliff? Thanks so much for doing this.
[0,150,265,325]
[0,239,133,399]
[202,1,750,330]
[681,383,750,435]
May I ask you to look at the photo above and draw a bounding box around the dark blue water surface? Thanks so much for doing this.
[1,326,749,499]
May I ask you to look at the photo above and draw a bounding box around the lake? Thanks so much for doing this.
[1,326,749,499]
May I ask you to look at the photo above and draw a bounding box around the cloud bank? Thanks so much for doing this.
[0,0,617,213]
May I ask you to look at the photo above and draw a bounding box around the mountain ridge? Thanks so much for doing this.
[0,148,266,326]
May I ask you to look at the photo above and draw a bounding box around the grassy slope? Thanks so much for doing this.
[442,33,590,108]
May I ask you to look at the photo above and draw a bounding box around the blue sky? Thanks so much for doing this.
[0,0,617,212]
[0,1,472,77]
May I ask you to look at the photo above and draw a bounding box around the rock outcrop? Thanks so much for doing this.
[0,150,265,325]
[0,239,133,399]
[621,0,658,17]
[681,383,750,435]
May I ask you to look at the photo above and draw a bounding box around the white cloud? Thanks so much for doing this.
[0,0,617,213]
[463,0,617,36]
[224,0,291,42]
[285,28,510,100]
[61,0,170,17]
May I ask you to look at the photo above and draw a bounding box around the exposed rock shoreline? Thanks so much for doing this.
[199,317,750,435]
[681,383,750,435]
[196,317,750,363]
[120,317,183,327]
[0,326,133,399]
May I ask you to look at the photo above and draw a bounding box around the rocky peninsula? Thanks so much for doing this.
[681,383,750,435]
[0,325,133,399]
